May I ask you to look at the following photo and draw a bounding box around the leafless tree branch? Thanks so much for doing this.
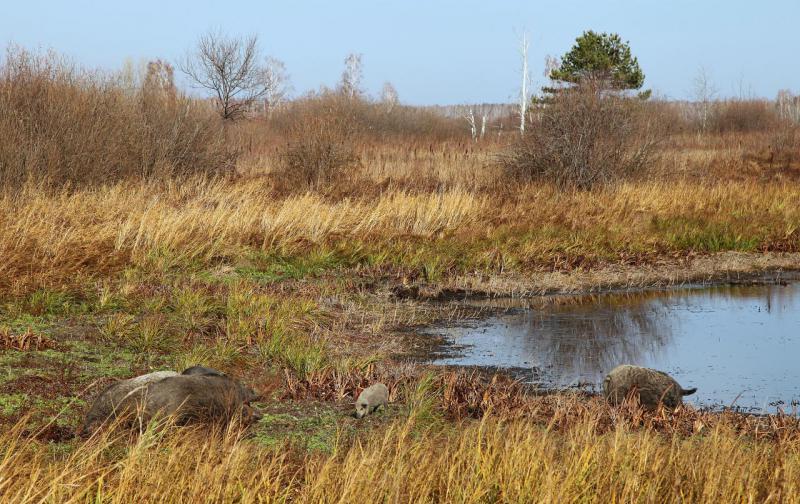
[179,31,274,120]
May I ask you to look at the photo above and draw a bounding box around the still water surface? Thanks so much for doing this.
[426,283,800,412]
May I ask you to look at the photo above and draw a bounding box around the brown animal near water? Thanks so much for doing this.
[603,364,697,410]
[79,369,261,436]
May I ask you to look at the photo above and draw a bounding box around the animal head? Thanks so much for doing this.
[355,398,369,418]
[240,383,261,403]
[76,418,99,438]
[243,404,263,423]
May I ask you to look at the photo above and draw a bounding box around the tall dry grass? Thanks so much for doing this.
[2,174,799,295]
[2,413,799,503]
[0,177,485,293]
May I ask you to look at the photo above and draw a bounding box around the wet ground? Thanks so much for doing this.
[424,281,800,413]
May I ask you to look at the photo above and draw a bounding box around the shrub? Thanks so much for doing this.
[269,91,465,144]
[0,45,232,189]
[274,93,361,190]
[710,100,780,133]
[501,84,661,189]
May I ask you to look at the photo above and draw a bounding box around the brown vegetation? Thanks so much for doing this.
[0,326,55,351]
[502,84,663,188]
[0,45,230,189]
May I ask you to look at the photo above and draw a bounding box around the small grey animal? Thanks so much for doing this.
[117,374,262,427]
[355,383,389,418]
[79,370,178,436]
[181,365,225,377]
[603,364,697,410]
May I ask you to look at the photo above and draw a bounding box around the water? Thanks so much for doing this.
[425,282,800,412]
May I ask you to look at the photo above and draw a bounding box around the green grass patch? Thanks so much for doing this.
[651,216,761,252]
[0,393,27,416]
[253,403,350,453]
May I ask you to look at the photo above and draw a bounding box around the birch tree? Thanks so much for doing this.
[519,31,531,134]
[340,53,364,98]
[466,109,477,142]
[144,59,176,98]
[777,89,800,123]
[380,81,399,112]
[692,66,717,132]
[262,56,291,116]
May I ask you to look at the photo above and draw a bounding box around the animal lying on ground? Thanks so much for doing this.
[355,383,389,418]
[603,364,697,409]
[79,371,261,435]
[78,370,178,436]
[121,374,262,427]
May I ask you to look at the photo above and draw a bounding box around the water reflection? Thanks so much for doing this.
[427,282,800,411]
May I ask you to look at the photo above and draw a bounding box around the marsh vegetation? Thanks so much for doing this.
[2,40,800,502]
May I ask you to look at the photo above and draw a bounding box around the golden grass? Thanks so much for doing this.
[2,413,800,503]
[0,179,485,294]
[2,173,799,295]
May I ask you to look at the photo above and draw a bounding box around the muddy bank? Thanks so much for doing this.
[393,251,800,300]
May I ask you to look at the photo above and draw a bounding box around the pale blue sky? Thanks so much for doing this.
[1,0,797,104]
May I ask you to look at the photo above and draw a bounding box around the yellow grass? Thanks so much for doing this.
[2,415,799,503]
[2,174,799,295]
[0,179,486,293]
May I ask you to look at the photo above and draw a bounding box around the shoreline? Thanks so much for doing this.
[406,251,800,300]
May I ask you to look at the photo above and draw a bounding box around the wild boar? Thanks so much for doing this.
[603,364,697,409]
[181,365,225,377]
[119,374,262,427]
[79,370,179,436]
[355,383,389,418]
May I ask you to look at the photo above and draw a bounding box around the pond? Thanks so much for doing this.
[424,280,800,412]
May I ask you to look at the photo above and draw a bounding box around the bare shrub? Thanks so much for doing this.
[0,45,232,189]
[501,84,661,189]
[269,92,465,143]
[710,100,780,133]
[180,31,273,121]
[273,95,361,191]
[766,123,799,168]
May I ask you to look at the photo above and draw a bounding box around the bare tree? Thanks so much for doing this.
[518,31,531,134]
[119,57,147,94]
[692,66,717,132]
[380,81,399,112]
[262,56,291,117]
[466,108,478,142]
[340,53,363,98]
[777,89,800,123]
[144,59,176,99]
[543,55,560,78]
[180,31,272,120]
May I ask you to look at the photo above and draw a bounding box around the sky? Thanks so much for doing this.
[1,0,798,105]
